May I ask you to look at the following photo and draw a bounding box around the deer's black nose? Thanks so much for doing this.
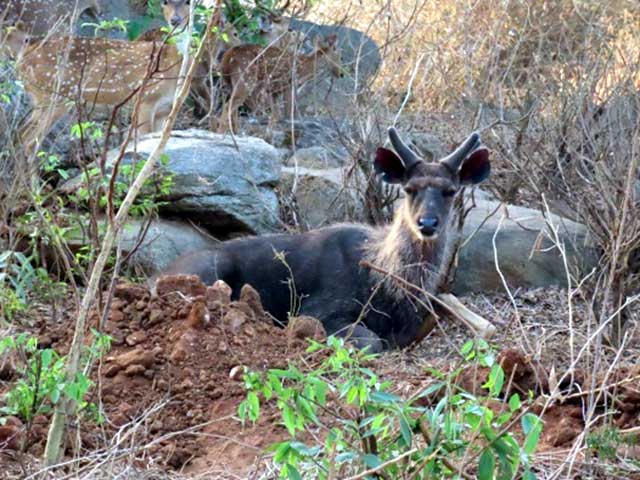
[171,16,182,26]
[418,217,438,236]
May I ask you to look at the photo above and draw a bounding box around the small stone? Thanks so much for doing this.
[136,300,147,311]
[111,298,125,311]
[110,348,155,370]
[170,331,198,363]
[125,331,147,346]
[186,299,209,329]
[240,284,266,319]
[3,416,22,428]
[150,420,163,433]
[155,274,206,297]
[114,282,149,302]
[147,309,164,326]
[104,364,122,377]
[229,365,244,381]
[109,309,125,323]
[206,280,232,306]
[38,335,53,348]
[124,364,146,376]
[223,307,248,333]
[0,425,24,451]
[286,316,326,341]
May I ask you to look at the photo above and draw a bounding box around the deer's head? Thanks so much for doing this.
[161,0,190,29]
[314,33,343,78]
[375,128,490,241]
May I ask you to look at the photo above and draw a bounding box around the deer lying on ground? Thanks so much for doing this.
[0,0,101,35]
[218,33,342,132]
[5,0,193,155]
[160,128,492,352]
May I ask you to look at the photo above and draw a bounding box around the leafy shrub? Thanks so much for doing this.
[0,331,111,423]
[239,337,543,479]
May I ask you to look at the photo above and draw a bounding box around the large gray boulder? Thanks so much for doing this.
[281,165,361,229]
[62,129,282,234]
[453,195,599,294]
[290,19,381,87]
[289,19,381,116]
[67,217,218,275]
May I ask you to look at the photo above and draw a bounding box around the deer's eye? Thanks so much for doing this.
[404,186,416,195]
[442,188,456,198]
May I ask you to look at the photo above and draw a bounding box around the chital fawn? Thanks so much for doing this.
[218,33,342,132]
[7,0,193,155]
[139,1,301,119]
[0,0,101,35]
[161,128,491,352]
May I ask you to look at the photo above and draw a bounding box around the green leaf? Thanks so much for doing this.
[370,390,400,404]
[286,464,302,480]
[478,449,495,480]
[40,349,53,368]
[483,364,505,397]
[346,385,359,404]
[460,340,474,357]
[272,441,290,463]
[523,415,543,455]
[247,391,260,422]
[50,388,60,404]
[496,412,512,425]
[508,393,521,412]
[521,413,540,435]
[282,405,296,436]
[523,469,537,480]
[336,451,357,463]
[416,382,444,398]
[362,453,382,469]
[399,415,412,447]
[313,380,327,406]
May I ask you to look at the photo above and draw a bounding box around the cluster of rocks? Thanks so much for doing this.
[57,122,598,294]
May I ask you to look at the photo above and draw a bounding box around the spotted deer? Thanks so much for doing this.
[161,128,491,351]
[5,0,196,155]
[218,33,342,132]
[0,0,101,35]
[139,0,302,119]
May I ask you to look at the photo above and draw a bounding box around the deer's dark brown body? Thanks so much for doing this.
[162,128,490,352]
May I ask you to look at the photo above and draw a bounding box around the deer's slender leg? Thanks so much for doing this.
[20,103,68,158]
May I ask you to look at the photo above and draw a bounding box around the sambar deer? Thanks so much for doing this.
[5,0,195,155]
[0,0,101,35]
[161,128,491,352]
[218,32,342,132]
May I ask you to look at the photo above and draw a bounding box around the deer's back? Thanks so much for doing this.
[18,37,181,103]
[221,44,294,92]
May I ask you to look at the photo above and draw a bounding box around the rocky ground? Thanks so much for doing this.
[1,277,640,478]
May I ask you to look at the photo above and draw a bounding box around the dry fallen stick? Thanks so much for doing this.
[437,293,497,340]
[360,260,497,339]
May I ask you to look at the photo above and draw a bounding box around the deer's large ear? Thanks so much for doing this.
[375,147,405,184]
[458,148,490,185]
[325,33,338,46]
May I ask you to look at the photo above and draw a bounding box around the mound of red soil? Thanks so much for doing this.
[95,275,327,471]
[0,275,326,475]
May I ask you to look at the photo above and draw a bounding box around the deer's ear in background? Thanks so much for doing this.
[325,33,338,47]
[375,147,406,184]
[458,148,490,185]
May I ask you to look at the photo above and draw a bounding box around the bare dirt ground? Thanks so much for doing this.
[1,279,640,478]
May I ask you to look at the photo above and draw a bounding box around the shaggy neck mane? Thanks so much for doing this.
[366,203,448,301]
